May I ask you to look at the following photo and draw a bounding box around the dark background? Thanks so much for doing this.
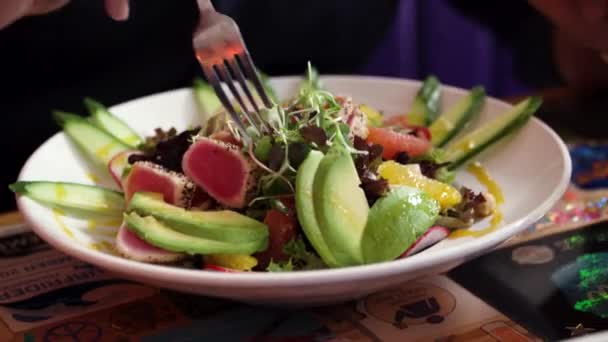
[0,0,557,211]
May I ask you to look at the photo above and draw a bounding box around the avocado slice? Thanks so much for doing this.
[123,212,267,255]
[361,186,440,263]
[313,147,369,266]
[128,192,268,244]
[295,151,340,267]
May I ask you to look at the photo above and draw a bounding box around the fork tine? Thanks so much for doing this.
[236,52,274,108]
[225,59,272,133]
[202,64,250,140]
[213,64,261,135]
[226,59,260,113]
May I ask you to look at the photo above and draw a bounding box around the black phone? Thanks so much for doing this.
[449,220,608,341]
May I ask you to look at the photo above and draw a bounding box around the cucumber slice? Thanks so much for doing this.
[10,181,125,218]
[193,78,222,116]
[54,111,131,168]
[430,86,485,147]
[444,97,542,170]
[84,98,142,148]
[408,76,441,126]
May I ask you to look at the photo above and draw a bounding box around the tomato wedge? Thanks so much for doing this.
[254,209,298,269]
[383,114,411,128]
[367,127,431,160]
[383,115,432,141]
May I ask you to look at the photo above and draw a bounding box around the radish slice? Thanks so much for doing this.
[115,223,185,263]
[400,226,450,258]
[203,264,239,273]
[108,150,139,188]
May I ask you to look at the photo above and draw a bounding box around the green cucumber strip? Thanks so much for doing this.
[430,86,485,147]
[124,213,267,255]
[193,78,222,117]
[444,97,542,170]
[10,181,124,218]
[54,111,131,168]
[409,75,441,126]
[84,97,142,148]
[127,192,269,244]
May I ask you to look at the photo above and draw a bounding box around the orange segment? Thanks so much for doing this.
[378,161,462,210]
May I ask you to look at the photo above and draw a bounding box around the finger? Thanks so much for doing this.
[578,0,608,23]
[105,0,129,21]
[27,0,70,16]
[0,0,33,29]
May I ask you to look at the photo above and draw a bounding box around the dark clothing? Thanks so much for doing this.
[0,0,556,211]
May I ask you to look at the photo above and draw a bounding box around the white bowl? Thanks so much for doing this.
[15,76,571,306]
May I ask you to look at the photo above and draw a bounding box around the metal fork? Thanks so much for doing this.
[193,0,274,140]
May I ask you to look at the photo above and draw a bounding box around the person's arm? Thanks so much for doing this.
[0,0,129,29]
[529,0,608,92]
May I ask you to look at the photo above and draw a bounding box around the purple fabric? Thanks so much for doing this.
[360,0,530,97]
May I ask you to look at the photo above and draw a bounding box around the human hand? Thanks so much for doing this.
[529,0,608,90]
[0,0,130,30]
[529,0,608,52]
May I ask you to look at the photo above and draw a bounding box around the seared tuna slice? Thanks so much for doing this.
[123,161,195,208]
[182,137,256,209]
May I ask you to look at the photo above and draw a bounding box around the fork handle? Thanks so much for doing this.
[197,0,215,13]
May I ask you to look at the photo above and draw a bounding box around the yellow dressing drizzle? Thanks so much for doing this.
[430,117,454,136]
[86,172,101,184]
[87,220,119,238]
[87,220,97,233]
[455,140,476,154]
[467,161,504,204]
[95,142,116,160]
[55,184,66,201]
[52,209,75,240]
[89,241,118,255]
[449,162,504,239]
[101,241,118,254]
[123,134,140,146]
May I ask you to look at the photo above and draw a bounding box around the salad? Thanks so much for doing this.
[10,64,542,272]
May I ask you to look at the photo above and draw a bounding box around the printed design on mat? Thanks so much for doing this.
[511,245,555,265]
[363,282,456,329]
[43,321,102,342]
[552,252,608,319]
[3,280,140,325]
[0,234,157,332]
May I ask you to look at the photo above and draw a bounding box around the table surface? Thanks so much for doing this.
[0,211,22,226]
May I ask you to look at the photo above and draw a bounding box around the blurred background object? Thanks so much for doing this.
[1,0,606,211]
